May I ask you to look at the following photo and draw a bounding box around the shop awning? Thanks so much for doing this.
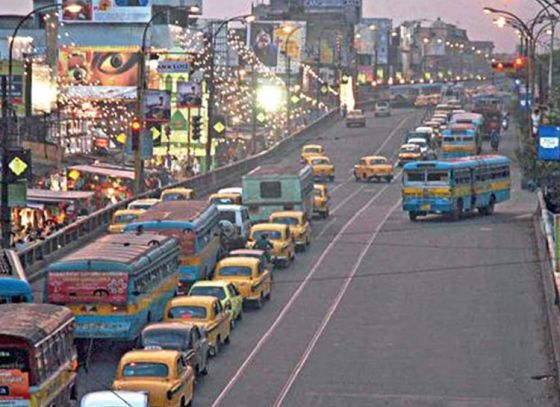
[68,165,135,180]
[27,189,95,204]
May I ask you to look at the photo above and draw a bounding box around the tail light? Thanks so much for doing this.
[112,304,127,313]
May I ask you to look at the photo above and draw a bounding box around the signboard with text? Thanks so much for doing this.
[47,271,129,304]
[539,125,560,161]
[60,0,152,23]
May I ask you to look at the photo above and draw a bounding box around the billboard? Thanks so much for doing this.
[60,0,152,23]
[58,46,139,100]
[177,80,202,108]
[249,21,306,73]
[143,90,171,122]
[304,0,360,9]
[538,126,560,161]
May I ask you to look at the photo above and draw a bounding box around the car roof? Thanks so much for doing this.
[217,256,260,268]
[191,280,231,288]
[216,204,245,211]
[81,391,148,407]
[218,187,242,194]
[130,198,160,205]
[303,144,323,149]
[314,183,327,190]
[408,138,428,143]
[114,209,145,215]
[251,223,288,232]
[229,249,265,256]
[310,155,330,161]
[142,322,194,334]
[162,188,193,193]
[362,155,387,161]
[168,295,217,308]
[401,143,420,148]
[120,349,181,365]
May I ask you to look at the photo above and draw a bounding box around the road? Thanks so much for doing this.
[75,109,559,407]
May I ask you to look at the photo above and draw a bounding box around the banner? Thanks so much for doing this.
[58,46,139,100]
[0,370,30,405]
[60,0,152,23]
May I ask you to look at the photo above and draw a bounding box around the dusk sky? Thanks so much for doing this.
[3,0,541,52]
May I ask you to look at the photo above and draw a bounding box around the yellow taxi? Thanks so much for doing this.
[213,257,271,309]
[247,223,295,268]
[108,209,145,233]
[308,156,335,182]
[353,156,394,183]
[313,184,329,219]
[161,188,195,202]
[269,211,311,251]
[398,144,423,166]
[164,296,231,356]
[300,144,324,163]
[113,350,195,407]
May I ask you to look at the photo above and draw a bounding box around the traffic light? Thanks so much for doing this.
[192,116,202,141]
[131,119,141,151]
[514,56,526,69]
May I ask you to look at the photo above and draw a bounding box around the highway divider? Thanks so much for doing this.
[20,108,342,282]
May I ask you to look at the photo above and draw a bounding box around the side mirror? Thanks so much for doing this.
[167,390,174,401]
[225,301,232,311]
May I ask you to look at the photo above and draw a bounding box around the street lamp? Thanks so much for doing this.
[205,14,254,172]
[0,2,82,249]
[282,24,303,137]
[133,5,200,194]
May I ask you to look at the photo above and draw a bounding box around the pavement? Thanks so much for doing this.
[72,109,559,406]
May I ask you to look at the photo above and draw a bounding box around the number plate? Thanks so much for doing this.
[421,204,431,211]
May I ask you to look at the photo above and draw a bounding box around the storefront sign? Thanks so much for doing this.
[157,61,189,73]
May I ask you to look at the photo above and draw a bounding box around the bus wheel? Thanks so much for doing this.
[409,212,417,221]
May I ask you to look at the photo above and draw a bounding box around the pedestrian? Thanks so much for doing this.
[192,158,201,176]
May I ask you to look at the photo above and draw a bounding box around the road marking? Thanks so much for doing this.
[272,199,402,407]
[331,186,365,214]
[210,178,397,407]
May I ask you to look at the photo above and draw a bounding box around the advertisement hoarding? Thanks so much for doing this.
[177,81,202,108]
[538,125,560,161]
[143,90,171,122]
[47,271,129,304]
[249,21,306,74]
[304,0,360,10]
[58,46,139,100]
[0,370,30,406]
[60,0,152,23]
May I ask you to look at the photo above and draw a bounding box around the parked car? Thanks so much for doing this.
[374,101,392,117]
[346,110,366,127]
[140,322,209,377]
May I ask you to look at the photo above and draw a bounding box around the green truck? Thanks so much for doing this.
[242,165,314,223]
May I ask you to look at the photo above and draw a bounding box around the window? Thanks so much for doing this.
[191,328,200,344]
[405,171,424,183]
[218,211,236,224]
[229,284,240,296]
[177,358,185,376]
[426,171,449,183]
[123,362,169,378]
[0,348,29,371]
[189,286,226,300]
[241,210,249,223]
[218,266,252,277]
[143,331,187,350]
[260,182,282,199]
[168,306,207,320]
[272,216,299,226]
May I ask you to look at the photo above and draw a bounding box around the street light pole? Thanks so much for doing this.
[134,6,199,194]
[205,14,254,172]
[1,3,81,248]
[283,25,303,138]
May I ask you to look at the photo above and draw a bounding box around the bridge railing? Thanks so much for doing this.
[19,108,341,281]
[537,189,560,301]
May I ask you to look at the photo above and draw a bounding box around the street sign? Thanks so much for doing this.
[257,112,266,123]
[213,121,225,134]
[538,126,560,161]
[157,61,189,74]
[4,148,31,183]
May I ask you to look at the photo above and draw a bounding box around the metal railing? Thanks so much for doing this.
[537,189,560,299]
[20,108,341,282]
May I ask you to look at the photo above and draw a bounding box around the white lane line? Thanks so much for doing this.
[331,186,365,214]
[210,178,397,407]
[273,199,402,407]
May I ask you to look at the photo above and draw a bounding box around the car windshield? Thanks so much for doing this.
[162,193,186,201]
[129,203,152,210]
[401,146,418,153]
[410,141,427,148]
[168,306,207,320]
[190,286,227,300]
[218,266,252,277]
[273,216,300,225]
[218,211,236,223]
[113,214,138,224]
[312,158,330,165]
[122,362,169,378]
[252,230,282,240]
[212,197,235,205]
[142,331,188,350]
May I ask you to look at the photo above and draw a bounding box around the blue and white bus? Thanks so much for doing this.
[45,233,179,340]
[125,200,221,294]
[0,249,33,303]
[402,155,511,221]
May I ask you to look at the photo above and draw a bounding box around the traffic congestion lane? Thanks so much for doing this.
[261,133,560,406]
[75,109,423,399]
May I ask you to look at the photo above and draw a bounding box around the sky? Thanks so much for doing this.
[2,0,541,52]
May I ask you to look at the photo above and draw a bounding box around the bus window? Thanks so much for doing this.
[426,171,449,183]
[405,171,424,183]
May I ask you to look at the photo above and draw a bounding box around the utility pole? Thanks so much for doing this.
[251,65,258,154]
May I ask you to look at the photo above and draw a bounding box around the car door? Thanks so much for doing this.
[228,283,243,314]
[259,260,272,295]
[213,300,228,339]
[189,329,201,371]
[192,326,208,370]
[241,208,251,241]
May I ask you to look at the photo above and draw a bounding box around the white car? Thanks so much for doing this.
[81,391,148,407]
[407,138,432,158]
